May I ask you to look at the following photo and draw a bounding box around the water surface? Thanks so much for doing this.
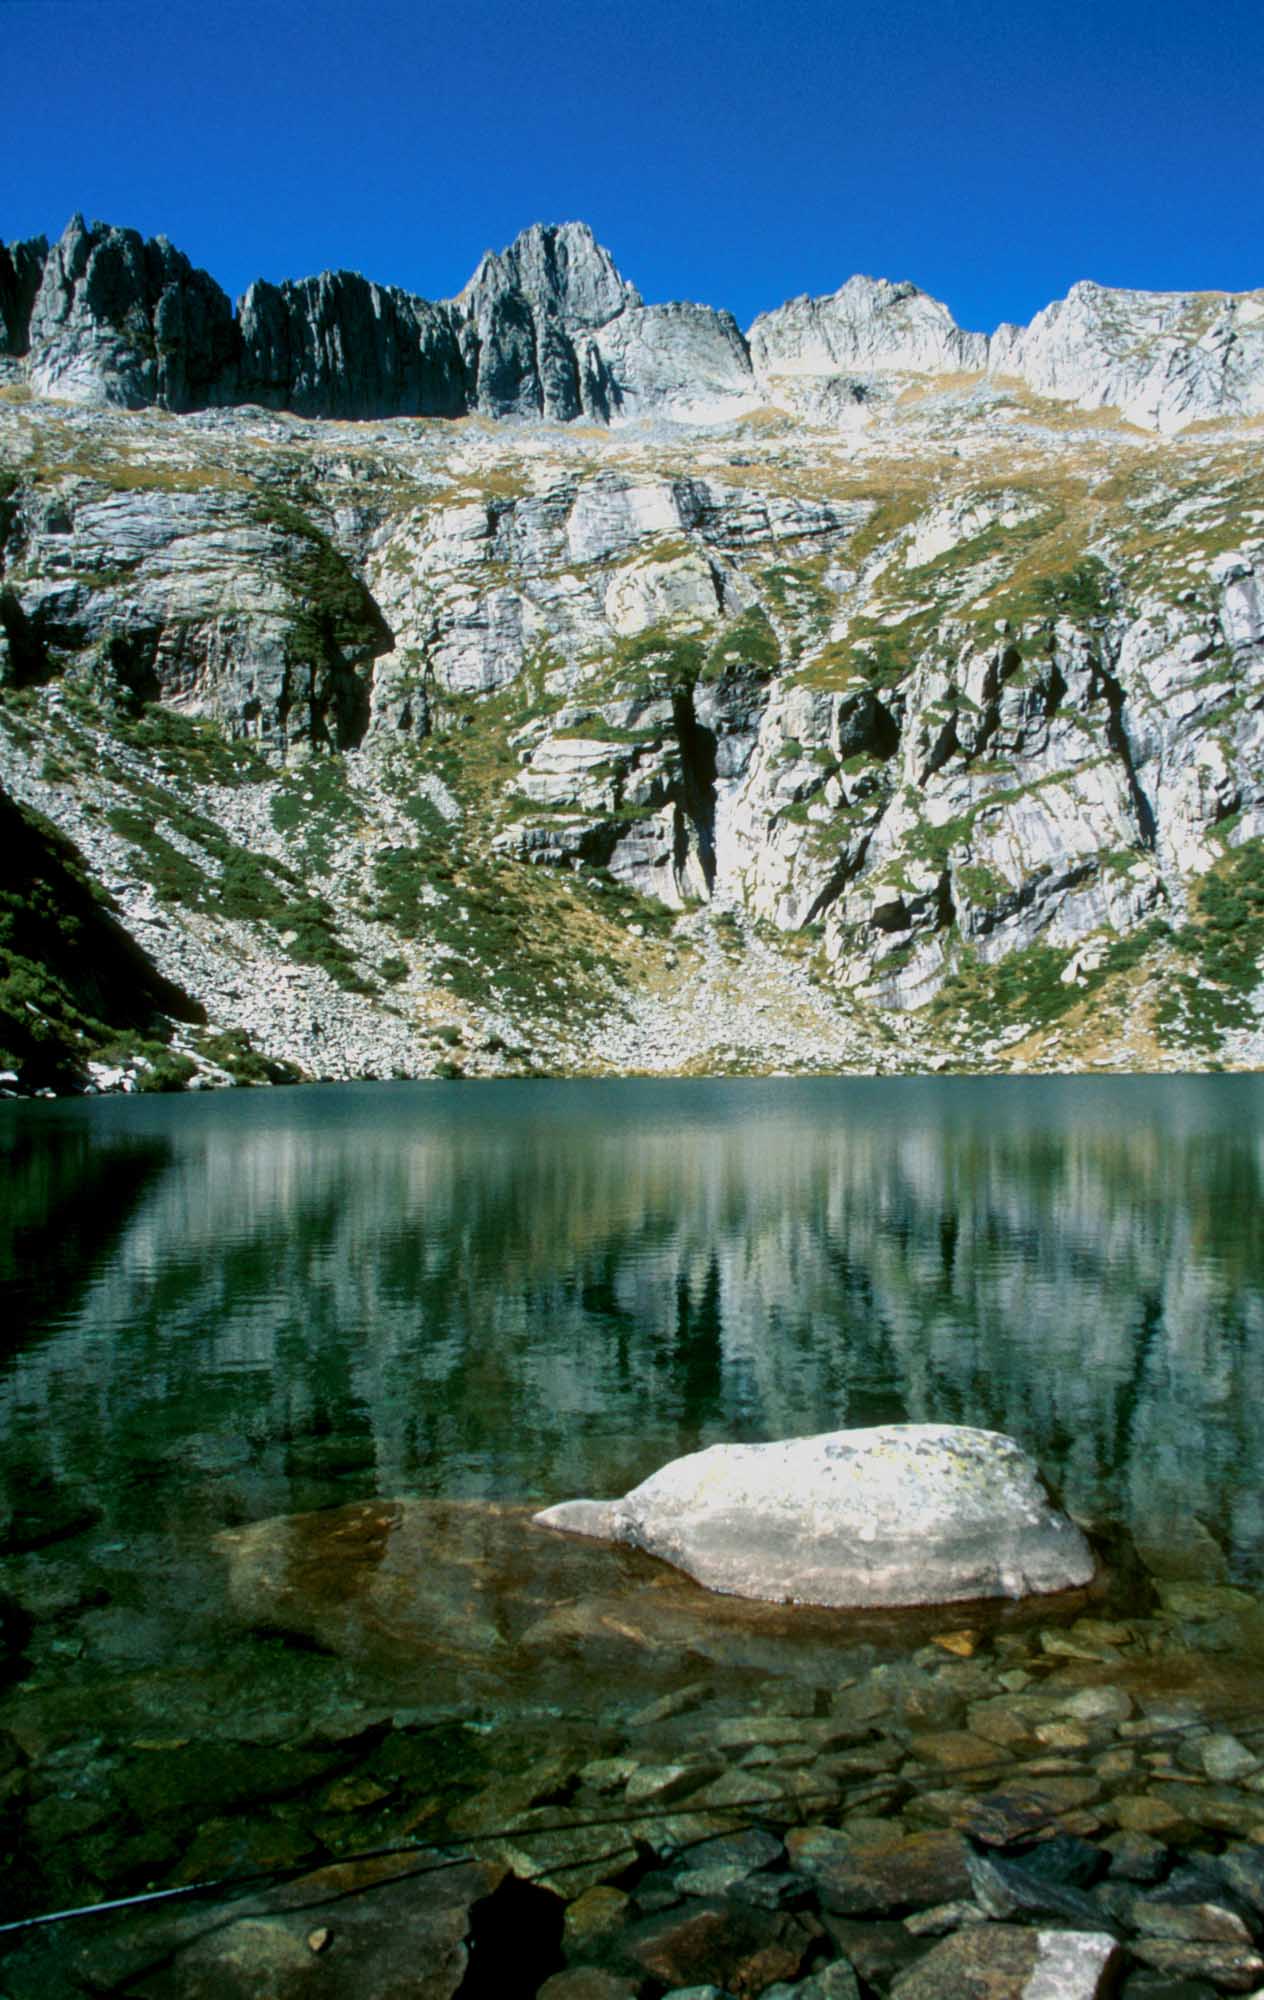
[4,1074,1264,1948]
[4,1074,1263,1575]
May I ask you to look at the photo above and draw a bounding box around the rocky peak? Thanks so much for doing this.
[455,221,648,423]
[749,273,989,385]
[7,212,1264,435]
[456,220,642,331]
[988,277,1264,432]
[26,213,236,410]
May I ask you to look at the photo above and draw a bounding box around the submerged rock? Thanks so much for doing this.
[890,1924,1120,2000]
[533,1425,1095,1609]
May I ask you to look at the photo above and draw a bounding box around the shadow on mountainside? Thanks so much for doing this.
[0,783,204,1088]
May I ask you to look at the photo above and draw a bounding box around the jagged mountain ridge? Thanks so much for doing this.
[1,215,754,427]
[3,213,1264,432]
[1,215,1264,1094]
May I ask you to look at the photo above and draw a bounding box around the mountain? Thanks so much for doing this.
[0,217,1262,1091]
[1,215,756,426]
[5,214,1264,432]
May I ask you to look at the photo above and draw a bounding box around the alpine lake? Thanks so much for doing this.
[3,1075,1264,1998]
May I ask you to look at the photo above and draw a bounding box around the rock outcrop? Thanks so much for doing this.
[750,275,988,399]
[594,298,755,422]
[26,215,237,410]
[233,271,468,419]
[0,234,47,355]
[534,1424,1095,1606]
[7,478,391,749]
[989,278,1264,433]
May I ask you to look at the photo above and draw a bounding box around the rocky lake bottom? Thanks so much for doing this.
[2,1074,1264,1998]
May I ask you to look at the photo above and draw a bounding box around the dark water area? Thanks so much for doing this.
[3,1075,1264,1978]
[3,1074,1263,1574]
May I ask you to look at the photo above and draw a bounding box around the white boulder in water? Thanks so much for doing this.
[533,1424,1094,1608]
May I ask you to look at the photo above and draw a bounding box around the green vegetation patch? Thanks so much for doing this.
[954,860,1012,907]
[1028,557,1115,621]
[119,704,271,786]
[270,755,365,872]
[702,607,780,679]
[1156,837,1264,1049]
[970,554,1116,643]
[371,840,605,1016]
[593,626,708,702]
[195,1027,300,1086]
[800,624,929,692]
[931,939,1077,1031]
[931,916,1170,1034]
[102,786,370,994]
[759,556,835,657]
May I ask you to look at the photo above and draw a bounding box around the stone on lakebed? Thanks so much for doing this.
[532,1424,1094,1609]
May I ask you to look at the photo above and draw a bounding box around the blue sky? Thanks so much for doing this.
[3,0,1261,334]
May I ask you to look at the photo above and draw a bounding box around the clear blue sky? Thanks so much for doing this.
[3,0,1261,334]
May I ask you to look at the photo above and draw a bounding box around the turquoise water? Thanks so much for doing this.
[3,1075,1264,1576]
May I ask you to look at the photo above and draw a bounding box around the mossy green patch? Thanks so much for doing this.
[270,755,365,872]
[594,625,708,700]
[196,1026,301,1085]
[102,786,369,994]
[931,939,1078,1031]
[701,607,780,679]
[119,705,271,786]
[1155,838,1264,1048]
[1028,557,1115,621]
[954,860,1012,906]
[931,917,1171,1036]
[759,556,835,657]
[371,842,604,1017]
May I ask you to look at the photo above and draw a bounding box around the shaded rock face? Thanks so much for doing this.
[534,1425,1095,1608]
[0,784,204,1086]
[7,481,391,750]
[0,235,47,355]
[27,215,237,410]
[234,271,468,419]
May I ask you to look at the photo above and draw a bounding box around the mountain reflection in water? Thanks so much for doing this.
[2,1075,1262,1580]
